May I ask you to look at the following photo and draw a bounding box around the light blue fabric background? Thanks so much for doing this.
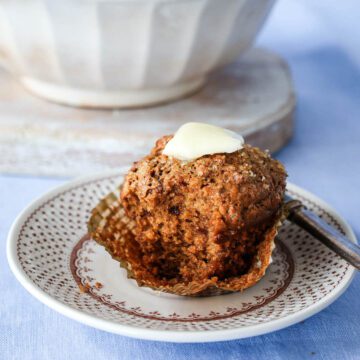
[1,0,359,359]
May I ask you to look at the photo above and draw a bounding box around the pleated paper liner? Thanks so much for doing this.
[88,187,284,297]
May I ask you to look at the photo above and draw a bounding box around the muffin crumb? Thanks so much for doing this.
[95,282,103,289]
[79,282,91,293]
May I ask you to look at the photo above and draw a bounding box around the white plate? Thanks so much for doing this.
[7,170,357,343]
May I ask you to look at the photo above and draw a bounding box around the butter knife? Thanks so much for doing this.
[285,194,360,270]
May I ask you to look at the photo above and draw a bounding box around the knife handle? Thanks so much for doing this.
[286,200,360,270]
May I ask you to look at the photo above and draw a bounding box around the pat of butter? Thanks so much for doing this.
[163,122,244,161]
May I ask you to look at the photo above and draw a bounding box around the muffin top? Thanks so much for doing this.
[122,135,286,231]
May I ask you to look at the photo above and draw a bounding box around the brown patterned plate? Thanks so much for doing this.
[7,170,357,342]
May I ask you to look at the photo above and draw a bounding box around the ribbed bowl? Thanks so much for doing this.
[0,0,276,108]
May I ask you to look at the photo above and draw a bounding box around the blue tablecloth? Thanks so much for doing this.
[1,0,359,359]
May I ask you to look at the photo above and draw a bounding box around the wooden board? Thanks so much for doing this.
[0,48,295,178]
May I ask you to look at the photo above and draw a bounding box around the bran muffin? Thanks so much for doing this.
[100,135,287,294]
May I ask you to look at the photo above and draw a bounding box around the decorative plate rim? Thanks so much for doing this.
[6,170,357,343]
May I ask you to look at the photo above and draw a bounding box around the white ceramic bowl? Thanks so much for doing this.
[0,0,276,108]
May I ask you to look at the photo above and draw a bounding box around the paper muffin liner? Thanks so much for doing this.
[88,187,285,297]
